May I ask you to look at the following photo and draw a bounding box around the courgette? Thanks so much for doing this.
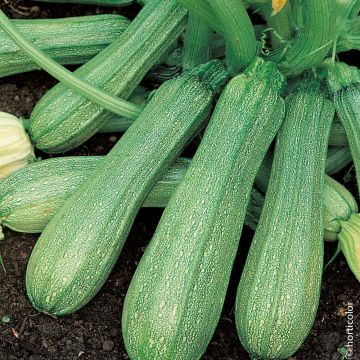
[236,79,334,359]
[255,151,358,242]
[0,15,129,78]
[329,120,348,146]
[122,57,285,360]
[0,156,190,235]
[327,62,360,190]
[2,146,352,241]
[26,61,227,316]
[29,0,188,153]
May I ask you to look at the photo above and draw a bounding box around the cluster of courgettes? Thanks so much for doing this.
[0,0,359,358]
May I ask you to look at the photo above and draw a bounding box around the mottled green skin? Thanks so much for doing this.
[29,0,187,153]
[0,15,130,78]
[236,82,334,360]
[335,84,360,190]
[122,58,285,360]
[329,122,348,146]
[26,68,219,316]
[256,150,357,242]
[0,157,190,234]
[0,157,100,234]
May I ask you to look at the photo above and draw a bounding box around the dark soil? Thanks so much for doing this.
[0,1,359,359]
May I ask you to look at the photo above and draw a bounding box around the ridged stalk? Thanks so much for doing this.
[335,0,360,52]
[176,0,222,35]
[207,0,257,74]
[279,0,337,76]
[254,1,293,50]
[182,13,212,70]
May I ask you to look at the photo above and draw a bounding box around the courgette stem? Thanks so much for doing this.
[207,0,257,74]
[176,0,223,35]
[0,15,130,78]
[337,18,360,52]
[278,0,337,76]
[0,10,142,120]
[334,0,360,52]
[253,1,293,50]
[182,13,212,70]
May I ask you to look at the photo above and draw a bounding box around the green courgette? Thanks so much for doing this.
[236,78,334,359]
[122,57,285,360]
[1,146,352,241]
[255,151,358,242]
[25,61,227,316]
[29,0,188,153]
[0,15,129,78]
[0,156,190,235]
[327,62,360,190]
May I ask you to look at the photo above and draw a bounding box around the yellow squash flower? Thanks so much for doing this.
[272,0,287,14]
[0,111,35,179]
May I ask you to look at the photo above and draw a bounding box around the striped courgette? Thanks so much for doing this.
[236,78,334,359]
[25,61,227,316]
[0,15,129,78]
[29,0,188,153]
[122,57,285,360]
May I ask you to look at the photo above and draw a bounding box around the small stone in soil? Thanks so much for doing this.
[103,339,115,352]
